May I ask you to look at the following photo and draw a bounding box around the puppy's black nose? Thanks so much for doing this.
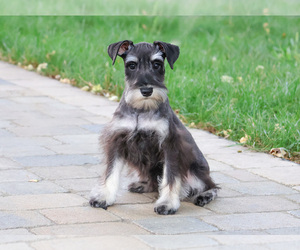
[140,87,153,97]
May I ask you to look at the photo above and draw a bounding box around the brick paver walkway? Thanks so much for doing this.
[0,61,300,249]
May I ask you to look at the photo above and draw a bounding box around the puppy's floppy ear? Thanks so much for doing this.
[153,41,180,69]
[107,40,134,65]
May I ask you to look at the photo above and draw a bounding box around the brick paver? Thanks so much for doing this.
[0,61,299,249]
[31,236,151,250]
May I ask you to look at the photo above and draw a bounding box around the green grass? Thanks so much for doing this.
[0,16,299,161]
[1,0,300,15]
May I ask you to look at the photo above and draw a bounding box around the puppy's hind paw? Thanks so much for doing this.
[194,195,212,207]
[129,184,145,193]
[128,181,155,193]
[194,188,218,207]
[89,199,108,210]
[154,205,177,215]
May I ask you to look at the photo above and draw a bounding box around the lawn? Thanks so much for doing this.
[0,16,299,161]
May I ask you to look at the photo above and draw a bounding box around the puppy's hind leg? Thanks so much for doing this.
[185,170,219,207]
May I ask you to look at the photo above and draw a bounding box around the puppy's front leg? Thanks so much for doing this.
[89,157,124,209]
[154,162,181,215]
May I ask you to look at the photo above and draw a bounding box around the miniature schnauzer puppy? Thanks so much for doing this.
[89,40,218,215]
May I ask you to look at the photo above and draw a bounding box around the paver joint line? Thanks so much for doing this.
[0,61,299,248]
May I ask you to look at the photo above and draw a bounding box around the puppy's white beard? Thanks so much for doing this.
[125,87,168,110]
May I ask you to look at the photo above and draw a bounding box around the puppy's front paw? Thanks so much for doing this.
[154,205,177,215]
[89,198,108,210]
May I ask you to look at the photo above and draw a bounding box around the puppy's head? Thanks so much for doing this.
[107,41,180,110]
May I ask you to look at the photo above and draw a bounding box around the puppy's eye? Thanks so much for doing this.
[127,63,137,70]
[153,62,161,69]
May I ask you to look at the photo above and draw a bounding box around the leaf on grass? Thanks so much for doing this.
[274,123,285,131]
[109,95,119,101]
[255,65,264,72]
[240,134,250,143]
[262,23,270,34]
[263,23,269,29]
[81,86,90,91]
[37,63,48,72]
[91,85,103,94]
[270,148,287,158]
[25,64,34,71]
[174,109,180,114]
[46,50,56,60]
[221,75,234,83]
[60,78,71,84]
[189,122,197,128]
[220,129,232,139]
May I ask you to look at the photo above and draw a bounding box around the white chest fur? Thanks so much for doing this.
[137,116,169,140]
[110,117,136,131]
[111,114,169,142]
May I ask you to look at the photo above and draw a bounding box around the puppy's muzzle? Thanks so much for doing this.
[140,87,153,97]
